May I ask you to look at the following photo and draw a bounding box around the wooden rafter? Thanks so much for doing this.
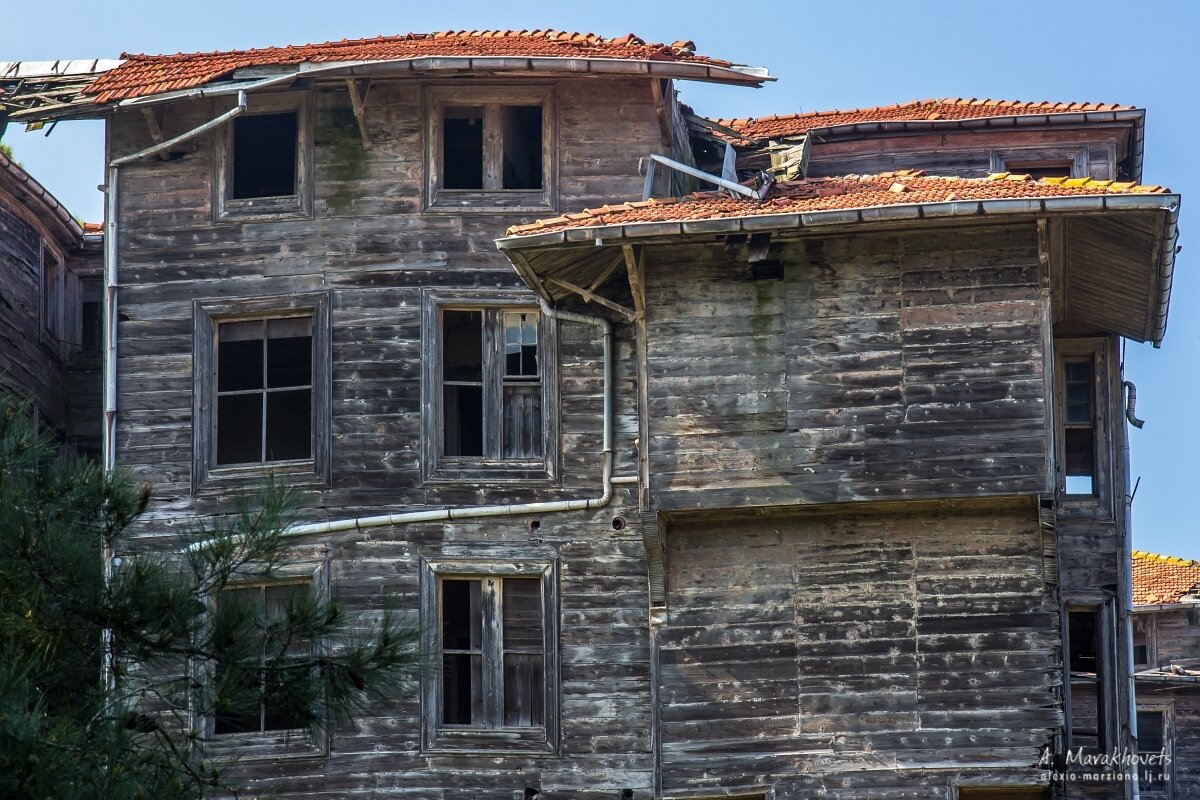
[345,78,373,150]
[546,276,636,320]
[622,244,645,319]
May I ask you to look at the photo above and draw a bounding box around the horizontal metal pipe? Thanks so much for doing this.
[111,90,247,166]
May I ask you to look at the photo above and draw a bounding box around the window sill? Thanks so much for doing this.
[1057,493,1114,520]
[216,194,311,222]
[425,459,554,484]
[423,726,555,756]
[425,189,555,214]
[196,459,329,494]
[202,728,327,762]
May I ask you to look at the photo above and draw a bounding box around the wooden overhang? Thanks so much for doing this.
[1,56,770,124]
[496,192,1181,346]
[0,145,84,251]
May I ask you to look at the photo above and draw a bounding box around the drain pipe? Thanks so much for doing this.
[186,303,617,551]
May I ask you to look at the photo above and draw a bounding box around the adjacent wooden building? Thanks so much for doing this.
[0,31,1184,800]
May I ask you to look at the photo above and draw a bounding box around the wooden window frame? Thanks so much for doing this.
[1135,700,1175,799]
[1062,597,1119,754]
[991,146,1088,179]
[192,292,332,493]
[195,554,331,762]
[1133,613,1157,672]
[420,289,559,484]
[214,92,314,222]
[39,238,66,358]
[419,557,560,755]
[1053,337,1114,518]
[423,84,557,214]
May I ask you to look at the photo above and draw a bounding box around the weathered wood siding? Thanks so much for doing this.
[644,224,1050,512]
[109,77,664,796]
[805,128,1129,180]
[659,502,1060,798]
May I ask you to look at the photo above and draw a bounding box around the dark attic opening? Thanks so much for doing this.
[232,111,299,199]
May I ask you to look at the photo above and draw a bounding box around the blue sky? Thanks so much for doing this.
[3,0,1198,558]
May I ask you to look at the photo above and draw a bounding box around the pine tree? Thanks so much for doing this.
[0,394,420,798]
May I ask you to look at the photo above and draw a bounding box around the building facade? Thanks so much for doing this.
[0,31,1183,800]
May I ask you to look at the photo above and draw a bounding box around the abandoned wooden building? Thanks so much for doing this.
[1130,550,1200,799]
[0,29,1185,800]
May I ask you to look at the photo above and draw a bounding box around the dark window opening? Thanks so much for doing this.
[216,316,312,466]
[443,106,484,190]
[42,246,61,339]
[1063,358,1096,495]
[502,106,542,190]
[1007,161,1075,181]
[231,112,298,199]
[442,310,484,457]
[502,312,541,459]
[1133,616,1154,670]
[1137,709,1168,791]
[440,576,543,729]
[81,301,102,353]
[1069,610,1099,674]
[214,582,313,735]
[1068,608,1107,751]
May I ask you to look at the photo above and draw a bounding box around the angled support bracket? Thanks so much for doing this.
[345,78,372,150]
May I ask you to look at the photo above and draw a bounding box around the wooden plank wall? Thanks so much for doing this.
[109,77,663,796]
[0,195,65,422]
[644,224,1050,512]
[659,503,1061,798]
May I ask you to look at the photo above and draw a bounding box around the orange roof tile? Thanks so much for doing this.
[505,171,1170,237]
[711,98,1137,141]
[1133,551,1200,605]
[84,30,734,103]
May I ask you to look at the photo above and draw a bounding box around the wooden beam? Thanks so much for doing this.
[546,276,637,320]
[344,78,373,150]
[623,244,645,319]
[587,250,624,293]
[140,107,170,161]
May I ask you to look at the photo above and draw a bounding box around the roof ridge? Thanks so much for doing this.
[1133,549,1200,567]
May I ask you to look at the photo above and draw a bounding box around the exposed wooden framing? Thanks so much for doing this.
[587,250,624,294]
[343,78,372,150]
[622,244,645,319]
[545,276,636,320]
[140,106,170,161]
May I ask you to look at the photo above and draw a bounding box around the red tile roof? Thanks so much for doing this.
[712,98,1137,141]
[84,30,733,103]
[1133,551,1200,605]
[505,171,1170,236]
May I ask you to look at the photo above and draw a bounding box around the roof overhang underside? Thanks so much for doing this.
[498,197,1180,346]
[1,56,769,123]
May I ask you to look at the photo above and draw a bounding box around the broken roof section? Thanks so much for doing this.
[1133,550,1200,606]
[0,59,123,125]
[498,170,1180,346]
[711,97,1139,141]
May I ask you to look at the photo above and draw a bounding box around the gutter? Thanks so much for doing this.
[185,301,621,553]
[0,146,83,246]
[496,192,1181,346]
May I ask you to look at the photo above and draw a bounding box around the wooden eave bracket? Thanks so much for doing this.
[623,244,646,320]
[546,275,636,321]
[140,106,170,160]
[344,78,372,150]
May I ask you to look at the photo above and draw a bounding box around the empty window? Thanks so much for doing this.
[1006,161,1075,181]
[441,309,542,461]
[1137,708,1171,795]
[216,317,312,466]
[42,242,63,344]
[1067,607,1111,751]
[421,559,558,754]
[213,581,314,735]
[79,277,102,353]
[441,576,544,727]
[1063,358,1096,495]
[216,95,312,220]
[426,87,554,212]
[1133,615,1155,670]
[231,112,298,199]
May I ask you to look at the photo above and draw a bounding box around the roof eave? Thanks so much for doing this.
[99,54,770,109]
[497,192,1180,345]
[0,148,83,247]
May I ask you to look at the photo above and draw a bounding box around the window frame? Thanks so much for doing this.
[1062,598,1119,754]
[424,84,557,213]
[214,92,314,222]
[192,292,332,493]
[196,554,331,762]
[1053,337,1114,518]
[420,289,559,484]
[1133,613,1157,672]
[39,238,66,357]
[1135,700,1175,798]
[991,146,1090,180]
[419,557,560,755]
